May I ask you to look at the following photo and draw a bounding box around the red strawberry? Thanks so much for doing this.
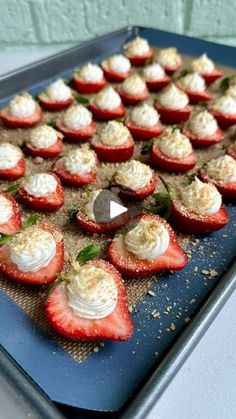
[126,120,163,141]
[146,75,170,91]
[117,87,149,105]
[114,173,156,201]
[227,145,236,160]
[54,159,97,187]
[0,194,22,235]
[91,135,134,163]
[209,109,236,129]
[182,126,224,148]
[89,102,125,121]
[38,94,73,111]
[161,63,181,76]
[19,173,64,212]
[150,142,196,172]
[76,210,130,234]
[0,221,64,284]
[155,103,191,125]
[45,259,133,341]
[170,199,228,234]
[101,64,130,82]
[176,84,212,104]
[0,156,25,180]
[124,48,154,66]
[199,69,223,85]
[0,105,42,128]
[73,73,107,94]
[55,119,96,142]
[108,213,188,278]
[199,171,236,201]
[25,137,63,159]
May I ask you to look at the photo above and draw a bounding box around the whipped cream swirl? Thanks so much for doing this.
[0,195,13,224]
[181,177,222,215]
[46,79,71,102]
[158,129,192,158]
[188,111,218,137]
[23,173,58,197]
[99,121,129,146]
[115,160,153,190]
[158,84,189,110]
[130,103,159,127]
[63,145,96,175]
[9,93,36,118]
[63,105,92,129]
[191,53,215,74]
[77,63,104,82]
[206,155,236,184]
[95,86,121,110]
[124,36,150,56]
[0,143,22,170]
[29,125,58,149]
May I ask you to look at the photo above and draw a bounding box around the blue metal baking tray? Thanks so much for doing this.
[0,27,235,417]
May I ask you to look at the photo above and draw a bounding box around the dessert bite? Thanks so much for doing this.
[101,54,131,82]
[155,84,191,124]
[89,86,125,120]
[123,36,154,66]
[56,104,96,141]
[0,143,25,180]
[183,110,224,147]
[38,79,73,111]
[156,47,182,75]
[126,103,163,140]
[73,63,106,93]
[117,74,149,105]
[0,93,42,128]
[25,125,63,158]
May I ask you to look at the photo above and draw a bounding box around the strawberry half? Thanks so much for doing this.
[176,84,212,105]
[150,142,196,172]
[182,126,224,148]
[45,259,133,341]
[113,173,156,201]
[76,210,130,234]
[155,103,191,125]
[89,102,125,121]
[91,135,134,163]
[0,221,64,284]
[0,156,25,180]
[108,213,188,278]
[199,171,236,201]
[227,145,236,160]
[209,109,236,129]
[117,87,149,106]
[25,137,63,159]
[38,94,73,111]
[170,199,228,234]
[55,119,96,142]
[19,173,64,212]
[124,48,154,66]
[146,75,170,91]
[161,63,181,76]
[73,73,107,94]
[0,105,42,128]
[200,69,223,85]
[0,194,22,235]
[126,120,163,141]
[54,159,97,187]
[101,64,130,82]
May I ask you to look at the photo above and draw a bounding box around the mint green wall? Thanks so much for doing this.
[0,0,235,50]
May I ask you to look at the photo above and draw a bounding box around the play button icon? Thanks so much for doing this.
[93,189,128,224]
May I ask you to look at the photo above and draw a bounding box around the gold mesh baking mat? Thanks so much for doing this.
[0,52,234,363]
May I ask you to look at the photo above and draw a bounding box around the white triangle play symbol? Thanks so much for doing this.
[109,200,127,219]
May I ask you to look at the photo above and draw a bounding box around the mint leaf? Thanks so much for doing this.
[76,244,101,264]
[0,234,13,245]
[68,207,78,224]
[219,77,230,92]
[75,95,89,105]
[66,78,74,88]
[159,176,172,195]
[152,192,171,204]
[47,119,57,128]
[22,214,40,230]
[141,140,153,155]
[3,182,19,193]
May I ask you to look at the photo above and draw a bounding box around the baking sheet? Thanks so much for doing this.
[0,27,235,414]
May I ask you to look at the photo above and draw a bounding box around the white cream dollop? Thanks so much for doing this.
[158,129,192,158]
[9,93,36,119]
[28,125,58,149]
[63,105,92,129]
[84,189,102,222]
[181,177,222,215]
[77,63,104,82]
[46,79,71,102]
[121,74,146,96]
[125,217,170,260]
[124,36,150,56]
[205,155,236,184]
[211,95,236,116]
[9,227,56,272]
[178,73,206,93]
[103,54,131,73]
[23,173,58,197]
[191,53,215,74]
[115,160,153,190]
[0,143,23,170]
[0,195,13,225]
[67,263,117,319]
[188,111,218,137]
[130,103,159,127]
[63,145,96,175]
[143,63,165,81]
[99,121,130,146]
[158,84,189,110]
[95,86,121,110]
[157,47,181,69]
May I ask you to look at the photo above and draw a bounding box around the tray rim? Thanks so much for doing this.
[0,25,235,419]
